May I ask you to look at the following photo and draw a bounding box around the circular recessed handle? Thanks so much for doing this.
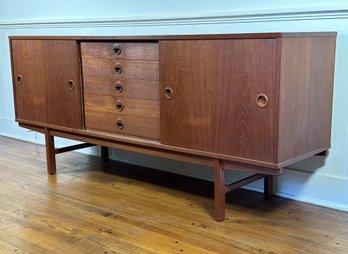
[164,87,173,99]
[67,80,75,90]
[16,75,23,85]
[256,94,269,108]
[115,63,122,74]
[115,100,124,112]
[116,119,124,130]
[115,81,123,93]
[113,44,121,55]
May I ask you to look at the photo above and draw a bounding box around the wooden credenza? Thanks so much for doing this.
[9,33,337,221]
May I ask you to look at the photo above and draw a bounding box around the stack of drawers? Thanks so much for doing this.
[81,42,160,139]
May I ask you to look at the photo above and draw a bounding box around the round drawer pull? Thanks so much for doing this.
[116,119,124,130]
[164,87,173,99]
[256,94,269,108]
[16,75,23,85]
[115,82,123,93]
[115,63,122,74]
[113,44,121,55]
[115,100,124,112]
[67,80,75,90]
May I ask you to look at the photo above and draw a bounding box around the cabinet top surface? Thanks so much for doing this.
[9,32,337,41]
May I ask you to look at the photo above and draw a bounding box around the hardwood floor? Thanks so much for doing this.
[0,136,347,254]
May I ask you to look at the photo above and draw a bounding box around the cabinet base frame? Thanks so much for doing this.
[40,126,278,221]
[213,159,275,221]
[43,128,100,175]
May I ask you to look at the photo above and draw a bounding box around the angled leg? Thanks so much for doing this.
[101,146,110,162]
[214,159,225,221]
[44,128,56,175]
[264,175,273,199]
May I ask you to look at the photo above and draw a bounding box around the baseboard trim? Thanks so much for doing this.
[275,190,348,212]
[0,131,41,144]
[244,184,348,212]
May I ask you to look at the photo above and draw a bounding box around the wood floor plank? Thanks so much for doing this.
[0,239,30,254]
[0,186,216,254]
[0,167,301,253]
[0,230,50,254]
[2,166,346,253]
[1,136,348,253]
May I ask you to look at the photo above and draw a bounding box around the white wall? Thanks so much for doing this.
[0,1,347,211]
[1,0,348,22]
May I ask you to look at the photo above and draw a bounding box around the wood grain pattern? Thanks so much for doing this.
[84,94,160,119]
[11,40,82,129]
[83,77,159,100]
[85,111,160,140]
[277,36,336,163]
[80,42,159,60]
[1,136,348,254]
[160,39,277,163]
[11,40,47,123]
[82,58,159,81]
[214,159,225,221]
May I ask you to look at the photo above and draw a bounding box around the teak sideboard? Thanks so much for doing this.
[9,33,337,221]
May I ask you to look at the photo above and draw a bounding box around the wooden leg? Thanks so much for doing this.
[44,128,56,175]
[101,146,110,162]
[214,159,225,221]
[264,175,273,199]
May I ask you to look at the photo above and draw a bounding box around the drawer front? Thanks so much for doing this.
[84,94,160,120]
[81,41,160,140]
[81,42,159,61]
[82,59,159,80]
[85,111,160,140]
[82,58,158,81]
[84,77,159,100]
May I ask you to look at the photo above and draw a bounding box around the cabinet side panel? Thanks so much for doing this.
[278,36,336,163]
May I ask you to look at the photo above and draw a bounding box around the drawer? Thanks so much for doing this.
[81,42,159,61]
[84,94,160,119]
[84,77,159,101]
[82,58,158,81]
[85,111,160,140]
